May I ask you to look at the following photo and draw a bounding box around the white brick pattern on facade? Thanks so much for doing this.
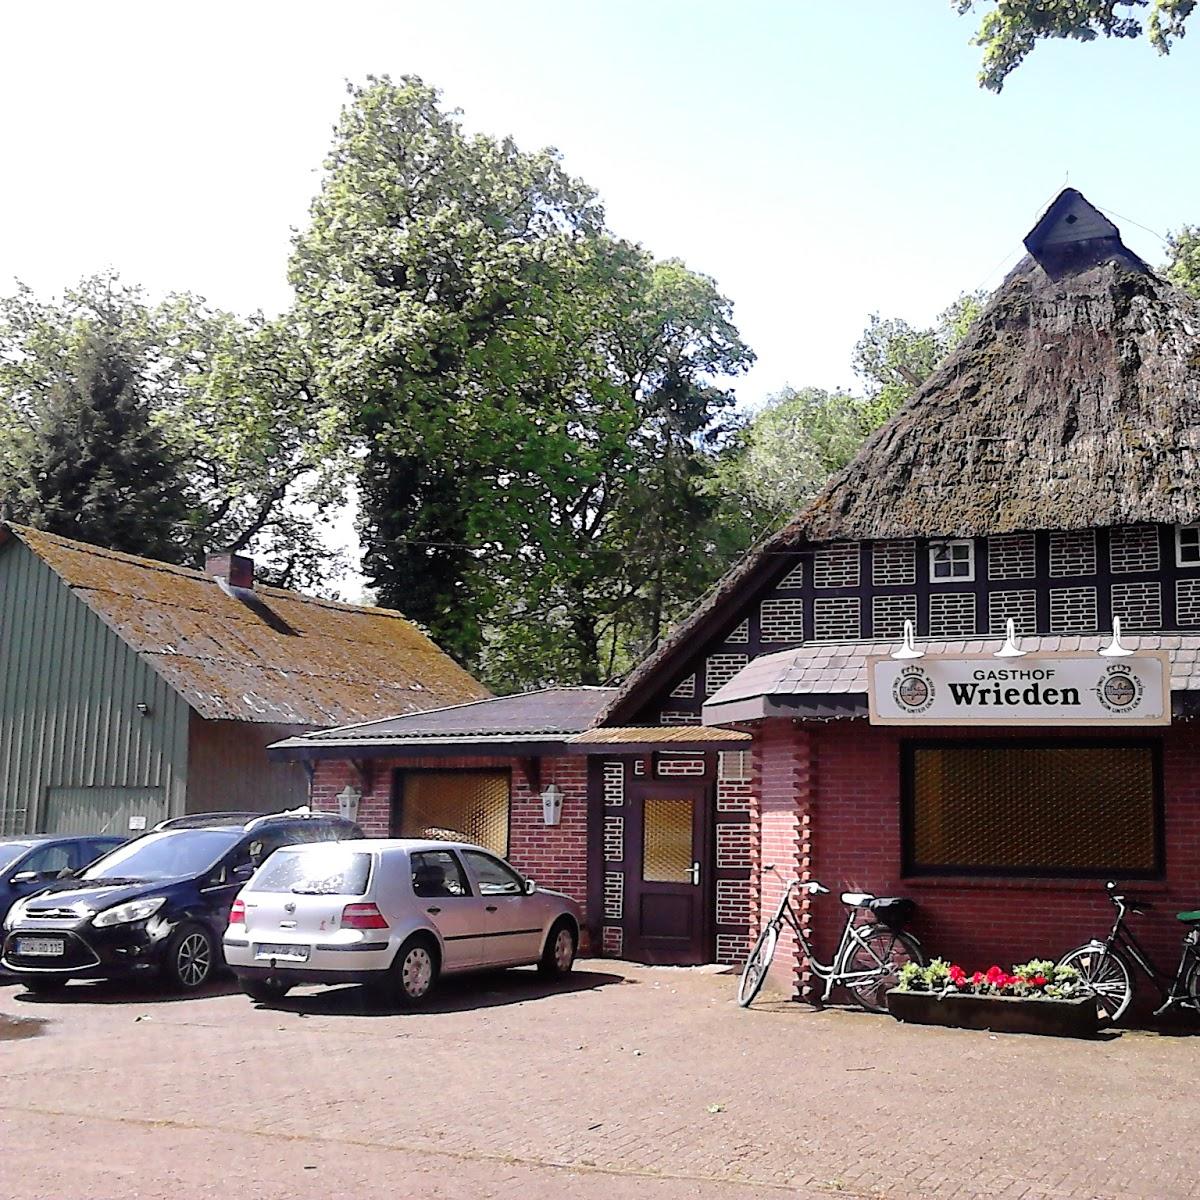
[1049,529,1098,577]
[1111,581,1162,632]
[725,619,750,644]
[669,674,696,699]
[604,815,624,861]
[928,592,976,638]
[872,540,916,586]
[660,709,701,725]
[603,871,624,920]
[1110,525,1161,574]
[601,925,623,956]
[778,560,805,588]
[603,761,624,807]
[716,931,752,966]
[759,597,805,643]
[716,879,754,926]
[705,653,749,695]
[988,589,1037,636]
[656,753,706,777]
[987,532,1036,580]
[718,750,751,782]
[872,593,917,640]
[717,779,752,812]
[813,542,860,588]
[716,823,753,869]
[813,596,861,642]
[1049,586,1099,633]
[1178,579,1200,626]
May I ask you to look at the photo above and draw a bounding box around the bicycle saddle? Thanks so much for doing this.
[1177,910,1200,924]
[841,891,874,906]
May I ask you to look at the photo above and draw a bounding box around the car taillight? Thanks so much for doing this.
[229,898,246,926]
[341,903,388,930]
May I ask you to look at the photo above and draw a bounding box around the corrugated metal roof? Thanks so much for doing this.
[295,687,616,742]
[569,725,751,745]
[703,635,1200,722]
[3,524,489,726]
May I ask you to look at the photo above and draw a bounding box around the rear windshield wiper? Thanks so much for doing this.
[289,885,343,895]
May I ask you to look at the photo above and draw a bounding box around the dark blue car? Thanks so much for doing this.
[1,810,361,995]
[0,835,126,929]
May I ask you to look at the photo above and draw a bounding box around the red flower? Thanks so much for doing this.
[985,965,1005,986]
[948,964,967,988]
[1032,974,1047,987]
[971,971,984,986]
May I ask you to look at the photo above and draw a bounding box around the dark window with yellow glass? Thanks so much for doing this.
[901,741,1162,879]
[395,771,510,857]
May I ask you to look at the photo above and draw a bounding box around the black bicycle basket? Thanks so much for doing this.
[868,897,915,931]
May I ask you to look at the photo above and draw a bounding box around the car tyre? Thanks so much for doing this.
[388,936,439,1005]
[162,923,216,991]
[240,977,292,1005]
[537,919,577,978]
[21,976,68,997]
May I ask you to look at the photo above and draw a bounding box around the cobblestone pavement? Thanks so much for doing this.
[1,961,1196,1200]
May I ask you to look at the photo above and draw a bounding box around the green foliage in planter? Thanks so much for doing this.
[895,957,1083,1000]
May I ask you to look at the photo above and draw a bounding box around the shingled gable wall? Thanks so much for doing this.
[309,755,591,942]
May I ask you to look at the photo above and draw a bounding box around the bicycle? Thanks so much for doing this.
[1058,881,1200,1023]
[737,867,924,1012]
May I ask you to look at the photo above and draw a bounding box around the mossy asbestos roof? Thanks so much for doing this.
[1,524,489,726]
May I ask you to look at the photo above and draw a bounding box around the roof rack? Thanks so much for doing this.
[154,811,262,832]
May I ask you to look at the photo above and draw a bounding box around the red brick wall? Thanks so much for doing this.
[309,755,590,928]
[759,720,1200,1007]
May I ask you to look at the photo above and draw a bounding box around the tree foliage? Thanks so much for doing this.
[0,276,348,588]
[292,76,752,685]
[956,0,1195,91]
[4,329,190,560]
[1166,225,1200,297]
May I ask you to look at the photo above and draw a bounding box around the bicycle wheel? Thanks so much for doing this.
[1183,954,1200,1013]
[738,923,779,1008]
[1059,945,1133,1022]
[841,926,923,1014]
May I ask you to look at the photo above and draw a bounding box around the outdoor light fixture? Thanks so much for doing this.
[890,619,924,660]
[336,784,362,823]
[540,783,564,826]
[1099,617,1134,658]
[135,702,152,717]
[994,619,1026,659]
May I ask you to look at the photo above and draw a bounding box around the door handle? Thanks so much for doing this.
[688,861,701,886]
[426,906,441,914]
[486,905,498,912]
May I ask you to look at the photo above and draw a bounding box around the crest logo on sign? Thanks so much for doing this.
[892,664,936,715]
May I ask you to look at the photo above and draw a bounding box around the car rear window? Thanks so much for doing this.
[249,847,373,896]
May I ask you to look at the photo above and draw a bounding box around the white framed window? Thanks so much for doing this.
[1176,525,1200,567]
[929,539,974,582]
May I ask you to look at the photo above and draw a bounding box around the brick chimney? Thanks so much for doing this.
[205,551,254,590]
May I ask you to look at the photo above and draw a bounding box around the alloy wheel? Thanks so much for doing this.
[177,932,212,988]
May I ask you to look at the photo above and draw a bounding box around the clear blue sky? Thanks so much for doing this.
[3,1,1198,406]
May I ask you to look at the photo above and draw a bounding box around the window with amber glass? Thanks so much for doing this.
[901,741,1162,879]
[395,771,510,857]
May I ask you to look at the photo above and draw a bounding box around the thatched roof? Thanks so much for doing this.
[601,189,1200,723]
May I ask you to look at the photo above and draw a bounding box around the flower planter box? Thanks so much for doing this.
[886,989,1100,1038]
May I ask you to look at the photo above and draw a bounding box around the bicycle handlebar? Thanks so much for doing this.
[765,864,829,896]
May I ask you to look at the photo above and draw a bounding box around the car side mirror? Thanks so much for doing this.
[523,878,537,896]
[10,870,40,885]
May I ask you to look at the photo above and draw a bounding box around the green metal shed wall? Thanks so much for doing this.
[0,540,190,834]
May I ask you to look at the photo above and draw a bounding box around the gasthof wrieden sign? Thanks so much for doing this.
[276,189,1200,1008]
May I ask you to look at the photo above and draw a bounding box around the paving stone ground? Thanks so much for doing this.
[0,960,1195,1199]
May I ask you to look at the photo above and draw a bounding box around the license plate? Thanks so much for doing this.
[254,943,309,962]
[15,937,65,957]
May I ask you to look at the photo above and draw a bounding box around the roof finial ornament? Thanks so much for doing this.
[994,618,1026,659]
[1099,616,1135,658]
[891,619,924,660]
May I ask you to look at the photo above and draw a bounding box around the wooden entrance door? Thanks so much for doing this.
[626,777,711,964]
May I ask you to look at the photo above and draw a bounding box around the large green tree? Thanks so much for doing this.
[1166,225,1200,296]
[292,76,752,683]
[5,329,190,559]
[0,276,348,588]
[956,0,1195,91]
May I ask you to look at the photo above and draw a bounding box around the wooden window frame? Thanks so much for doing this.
[900,738,1164,880]
[1175,524,1200,568]
[929,538,975,582]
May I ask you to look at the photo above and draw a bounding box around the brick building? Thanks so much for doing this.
[277,189,1200,998]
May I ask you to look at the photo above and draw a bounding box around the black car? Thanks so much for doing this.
[0,809,362,994]
[0,835,127,927]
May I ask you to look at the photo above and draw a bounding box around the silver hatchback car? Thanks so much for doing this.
[223,839,582,1005]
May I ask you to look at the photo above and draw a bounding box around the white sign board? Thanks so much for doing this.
[868,652,1170,726]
